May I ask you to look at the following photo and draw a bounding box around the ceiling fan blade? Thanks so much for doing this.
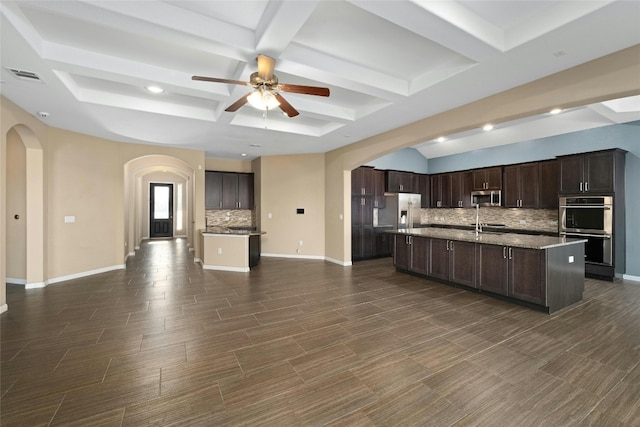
[225,93,250,112]
[257,55,276,81]
[273,93,299,117]
[279,83,330,97]
[192,76,250,86]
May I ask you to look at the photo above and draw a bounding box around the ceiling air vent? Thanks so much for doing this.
[6,68,44,83]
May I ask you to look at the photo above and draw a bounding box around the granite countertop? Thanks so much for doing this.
[202,227,265,236]
[419,223,558,236]
[387,227,586,250]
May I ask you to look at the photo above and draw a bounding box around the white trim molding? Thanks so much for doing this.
[325,257,352,267]
[261,253,325,260]
[193,258,202,264]
[0,304,7,314]
[25,282,47,289]
[623,274,640,282]
[6,277,26,285]
[202,264,249,273]
[48,264,125,285]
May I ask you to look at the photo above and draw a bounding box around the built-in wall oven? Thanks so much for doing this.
[559,196,613,265]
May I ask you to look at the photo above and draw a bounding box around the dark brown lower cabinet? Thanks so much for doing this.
[392,232,584,313]
[428,238,475,287]
[375,231,392,257]
[477,244,546,305]
[394,235,428,275]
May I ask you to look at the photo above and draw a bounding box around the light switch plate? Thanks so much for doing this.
[64,216,75,223]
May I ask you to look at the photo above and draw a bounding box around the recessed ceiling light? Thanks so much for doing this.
[249,144,261,148]
[241,153,247,157]
[549,108,563,115]
[482,124,494,131]
[146,85,164,94]
[436,137,446,143]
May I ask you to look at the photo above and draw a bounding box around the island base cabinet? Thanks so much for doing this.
[477,245,546,305]
[477,244,509,295]
[508,248,546,306]
[428,239,475,287]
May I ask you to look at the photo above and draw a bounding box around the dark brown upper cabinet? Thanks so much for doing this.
[385,170,416,193]
[352,166,375,196]
[418,174,430,208]
[472,167,502,190]
[205,171,254,210]
[558,149,626,195]
[450,171,473,208]
[430,173,451,208]
[503,163,539,208]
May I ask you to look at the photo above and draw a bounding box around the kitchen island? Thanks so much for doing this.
[200,227,265,272]
[388,228,586,313]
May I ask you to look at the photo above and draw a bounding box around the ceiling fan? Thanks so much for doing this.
[192,54,330,118]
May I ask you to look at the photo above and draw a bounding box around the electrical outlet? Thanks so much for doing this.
[519,220,526,224]
[568,256,574,263]
[268,213,272,219]
[217,248,222,254]
[299,240,303,246]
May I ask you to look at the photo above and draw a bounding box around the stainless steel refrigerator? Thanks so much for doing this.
[378,193,421,229]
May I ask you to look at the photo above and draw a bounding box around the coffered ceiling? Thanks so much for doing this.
[1,1,639,160]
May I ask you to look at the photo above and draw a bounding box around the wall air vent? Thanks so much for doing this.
[6,68,44,83]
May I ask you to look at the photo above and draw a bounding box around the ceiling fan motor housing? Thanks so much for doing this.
[250,72,278,88]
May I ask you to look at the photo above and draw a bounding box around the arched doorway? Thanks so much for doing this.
[124,156,195,260]
[4,125,45,289]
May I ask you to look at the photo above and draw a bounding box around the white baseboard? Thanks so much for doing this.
[202,264,249,272]
[7,278,47,288]
[48,264,125,285]
[194,258,202,264]
[125,251,136,261]
[0,304,7,314]
[325,257,352,267]
[25,281,47,289]
[623,273,640,282]
[261,253,352,266]
[261,253,325,260]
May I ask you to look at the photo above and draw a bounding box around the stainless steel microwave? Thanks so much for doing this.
[471,190,501,207]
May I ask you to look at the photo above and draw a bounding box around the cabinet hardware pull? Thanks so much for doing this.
[585,182,589,192]
[450,241,453,251]
[503,247,507,258]
[508,248,513,259]
[580,182,583,192]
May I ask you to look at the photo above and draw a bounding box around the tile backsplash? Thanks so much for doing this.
[205,209,255,228]
[422,207,558,233]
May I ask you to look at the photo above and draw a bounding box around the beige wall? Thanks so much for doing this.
[257,154,325,258]
[325,44,640,264]
[6,129,26,281]
[205,157,252,173]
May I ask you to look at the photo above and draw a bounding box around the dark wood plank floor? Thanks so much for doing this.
[2,238,640,426]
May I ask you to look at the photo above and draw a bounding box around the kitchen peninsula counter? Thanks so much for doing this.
[387,228,586,313]
[200,228,265,272]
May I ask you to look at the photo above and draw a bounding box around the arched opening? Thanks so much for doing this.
[4,125,45,289]
[124,155,195,260]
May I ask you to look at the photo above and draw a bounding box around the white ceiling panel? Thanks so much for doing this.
[1,0,638,160]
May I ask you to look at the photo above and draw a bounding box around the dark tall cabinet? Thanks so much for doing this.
[558,149,624,195]
[352,196,375,260]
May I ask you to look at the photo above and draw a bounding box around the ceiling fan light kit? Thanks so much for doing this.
[192,54,329,119]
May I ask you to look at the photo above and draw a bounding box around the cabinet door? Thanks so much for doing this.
[585,151,614,193]
[394,235,410,270]
[508,247,545,305]
[419,174,430,208]
[503,165,519,208]
[205,171,223,209]
[449,240,476,287]
[431,174,451,208]
[428,238,450,281]
[538,160,558,209]
[559,155,584,194]
[410,236,429,275]
[373,169,386,208]
[519,163,539,208]
[386,171,402,192]
[486,167,502,190]
[450,173,464,207]
[472,170,487,190]
[237,173,254,209]
[375,231,392,257]
[221,173,239,209]
[362,227,375,258]
[459,171,473,208]
[476,244,508,295]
